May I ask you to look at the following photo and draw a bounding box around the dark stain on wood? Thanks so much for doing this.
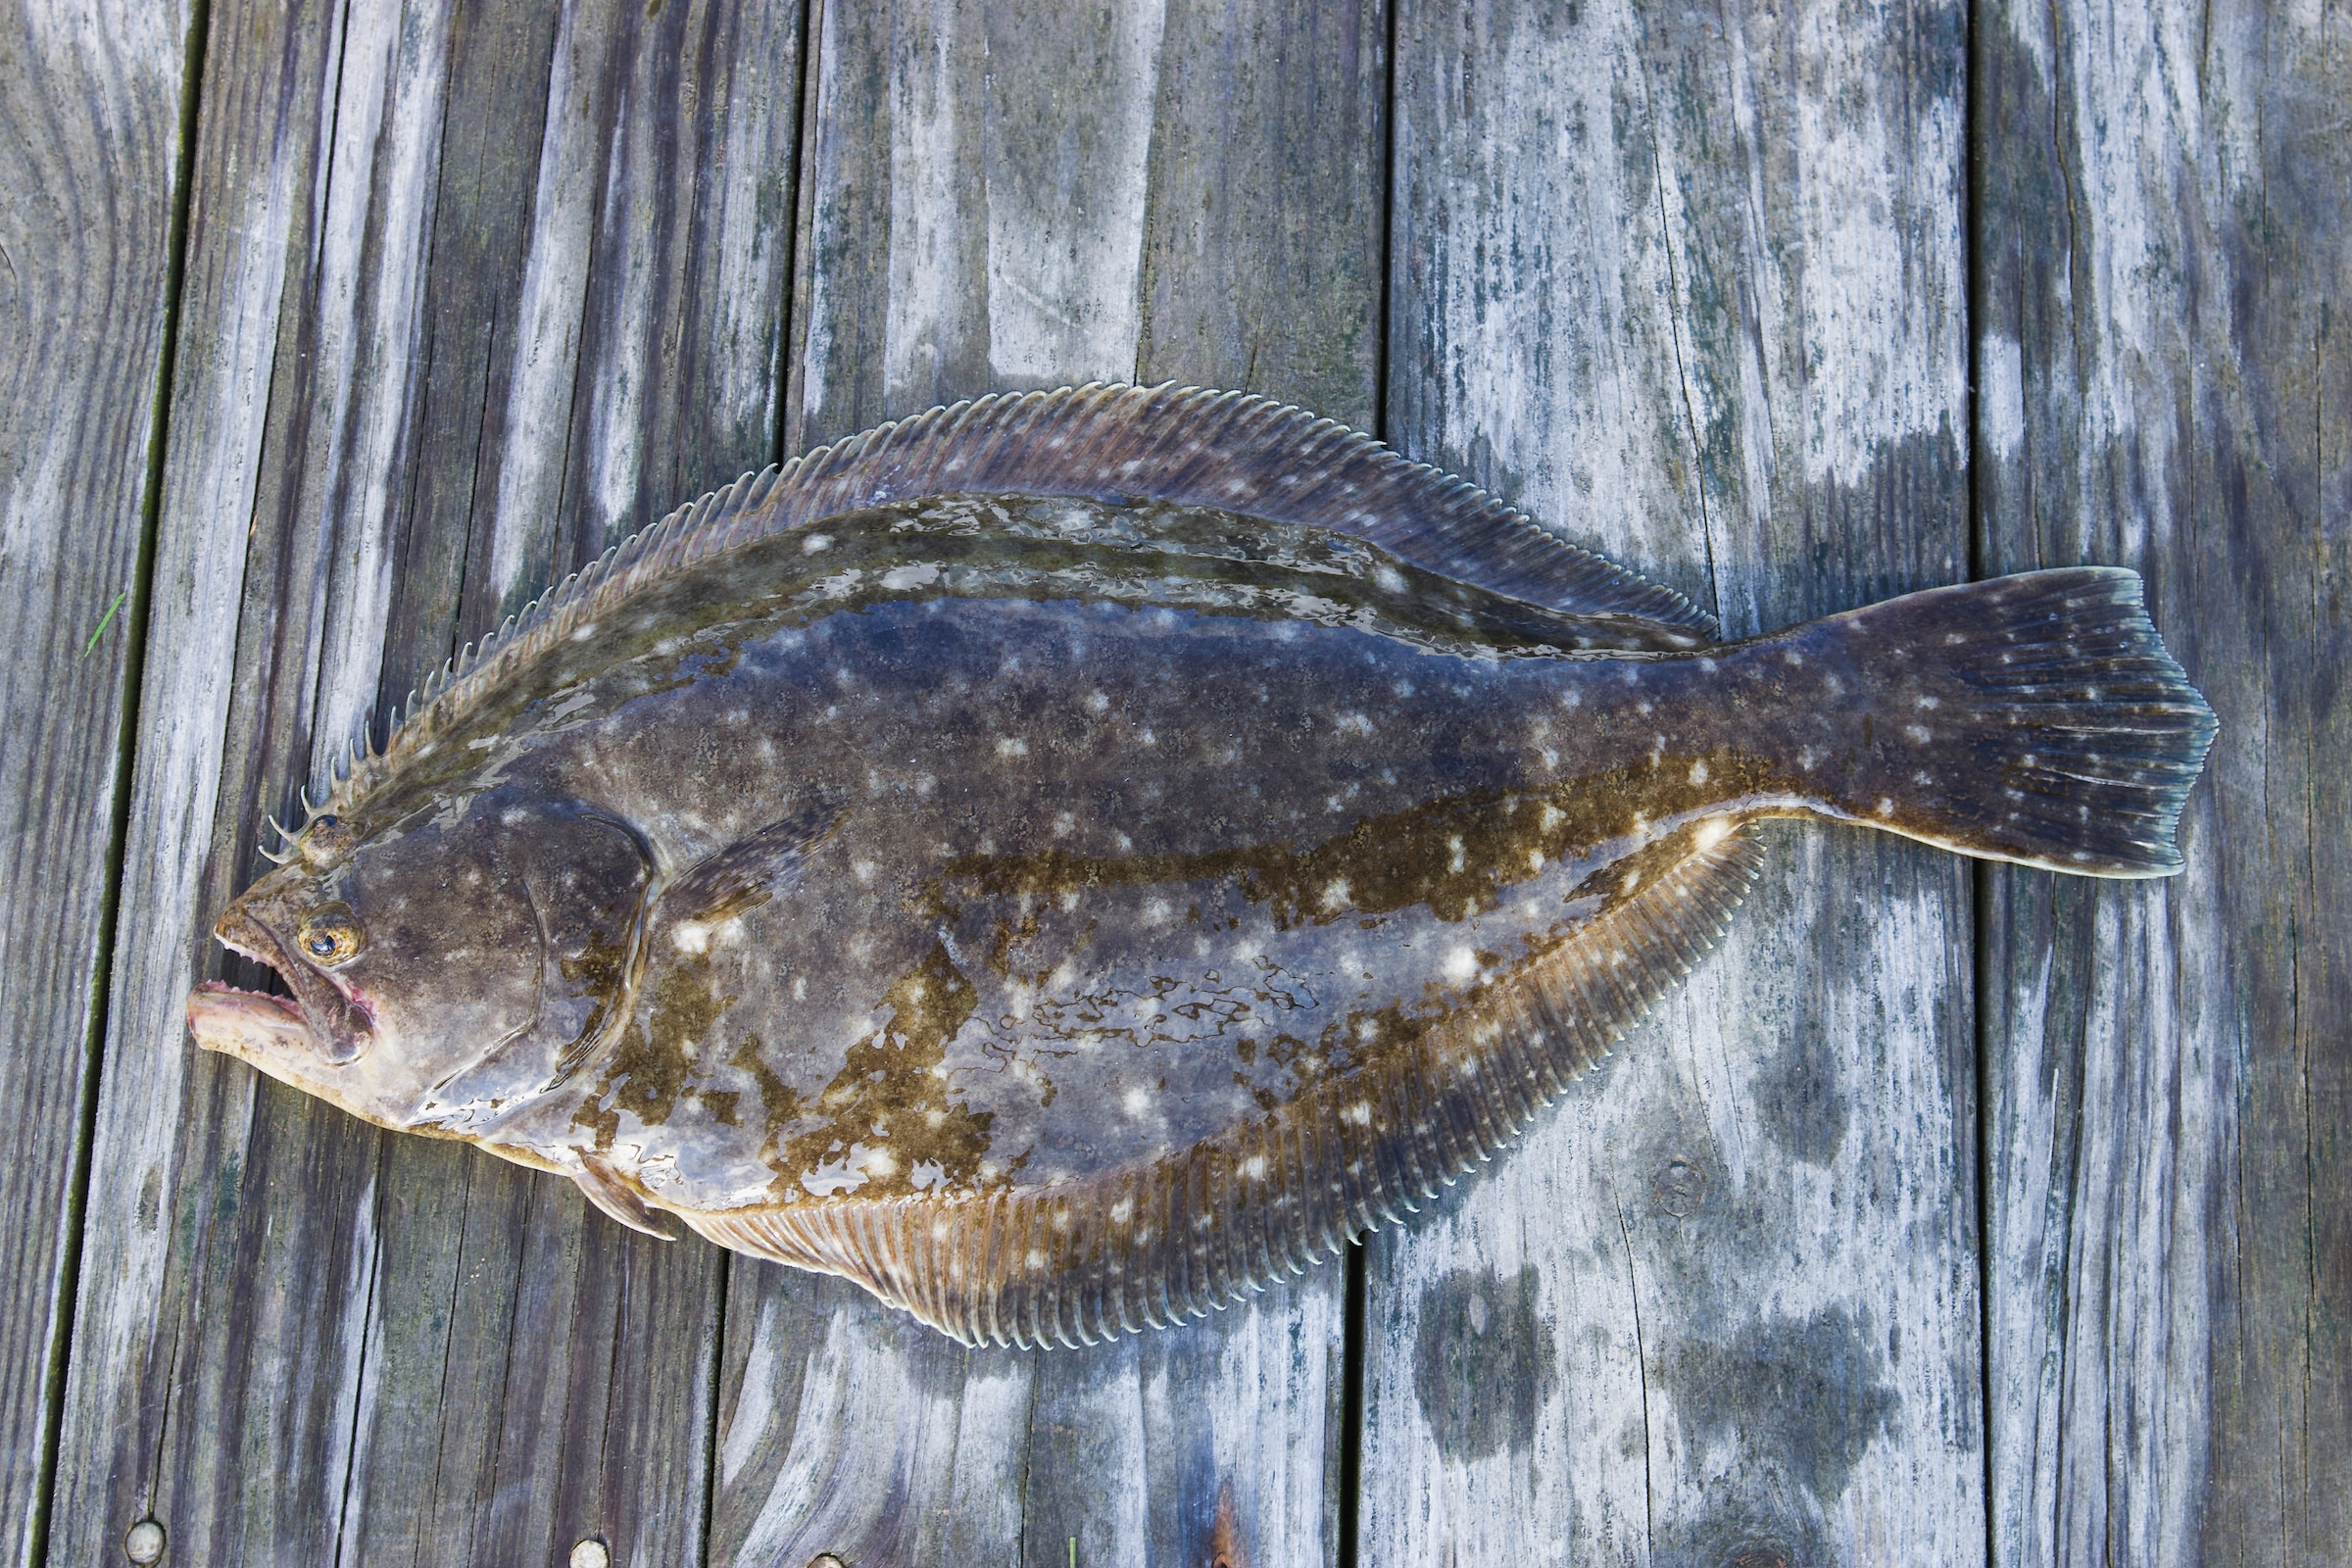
[1661,1305,1899,1504]
[1411,1264,1555,1461]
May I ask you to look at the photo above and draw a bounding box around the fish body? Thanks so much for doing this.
[189,385,2216,1346]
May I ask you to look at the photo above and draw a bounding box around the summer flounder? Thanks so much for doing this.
[186,384,2217,1348]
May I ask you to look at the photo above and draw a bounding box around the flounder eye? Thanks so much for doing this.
[297,906,364,965]
[299,813,359,869]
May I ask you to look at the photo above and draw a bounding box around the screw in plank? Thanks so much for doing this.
[1651,1153,1709,1217]
[569,1540,610,1568]
[122,1519,167,1564]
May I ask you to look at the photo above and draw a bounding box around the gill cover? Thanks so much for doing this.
[391,794,654,1132]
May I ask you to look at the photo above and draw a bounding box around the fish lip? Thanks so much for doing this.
[210,905,376,1064]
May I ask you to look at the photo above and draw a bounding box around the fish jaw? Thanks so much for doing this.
[186,980,409,1131]
[210,903,375,1063]
[187,980,317,1060]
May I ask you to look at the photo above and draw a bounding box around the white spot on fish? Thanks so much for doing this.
[1877,798,1896,815]
[853,859,876,883]
[1345,1101,1373,1125]
[1447,835,1466,872]
[997,737,1029,759]
[802,533,832,554]
[1335,711,1374,736]
[1321,879,1351,910]
[571,622,598,642]
[1110,1198,1135,1224]
[1087,690,1109,713]
[1905,724,1933,743]
[672,922,710,954]
[1123,1087,1151,1117]
[1689,760,1710,785]
[1241,1155,1267,1181]
[1445,947,1479,983]
[1694,819,1731,850]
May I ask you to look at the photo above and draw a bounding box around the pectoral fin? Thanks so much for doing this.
[573,1149,678,1241]
[661,801,840,925]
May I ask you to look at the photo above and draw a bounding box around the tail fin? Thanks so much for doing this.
[1781,568,2216,877]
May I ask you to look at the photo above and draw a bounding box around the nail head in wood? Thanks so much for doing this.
[122,1520,166,1564]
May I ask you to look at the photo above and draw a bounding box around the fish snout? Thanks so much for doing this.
[209,904,376,1064]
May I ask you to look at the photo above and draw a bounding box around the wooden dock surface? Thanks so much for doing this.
[2,1,2342,1564]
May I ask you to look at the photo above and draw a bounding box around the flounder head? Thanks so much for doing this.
[187,787,654,1136]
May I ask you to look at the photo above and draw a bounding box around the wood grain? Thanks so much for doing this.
[710,2,1385,1563]
[28,0,2350,1560]
[48,2,806,1563]
[1366,1,1982,1562]
[0,4,191,1560]
[1976,2,2351,1563]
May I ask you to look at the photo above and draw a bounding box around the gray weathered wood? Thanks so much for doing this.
[1364,1,1982,1561]
[1976,2,2351,1563]
[0,5,191,1561]
[710,2,1385,1563]
[49,2,806,1563]
[29,0,2352,1561]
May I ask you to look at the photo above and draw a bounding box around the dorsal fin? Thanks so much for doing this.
[687,824,1769,1348]
[322,384,1713,818]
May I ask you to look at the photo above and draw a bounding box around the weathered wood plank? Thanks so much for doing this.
[1366,1,1982,1561]
[711,2,1386,1563]
[0,4,191,1560]
[1976,2,2351,1562]
[49,3,806,1563]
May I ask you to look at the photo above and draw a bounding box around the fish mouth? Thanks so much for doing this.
[193,906,375,1064]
